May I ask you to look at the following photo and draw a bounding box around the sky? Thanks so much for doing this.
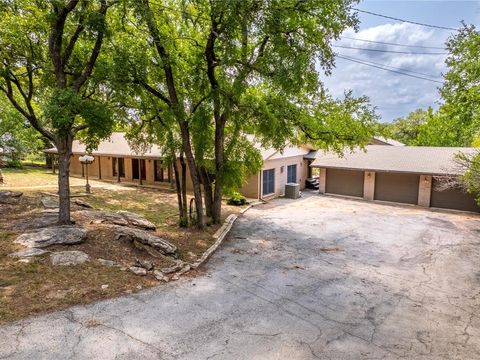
[321,0,480,122]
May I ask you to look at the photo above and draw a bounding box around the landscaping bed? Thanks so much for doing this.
[0,179,244,324]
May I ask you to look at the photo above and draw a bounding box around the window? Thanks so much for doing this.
[112,157,125,178]
[262,169,275,196]
[287,164,297,183]
[154,160,172,182]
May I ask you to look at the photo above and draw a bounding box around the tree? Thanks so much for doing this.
[0,0,116,224]
[117,0,376,228]
[440,24,480,145]
[386,108,429,145]
[0,100,44,167]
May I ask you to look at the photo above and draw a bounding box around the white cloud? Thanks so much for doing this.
[321,22,449,121]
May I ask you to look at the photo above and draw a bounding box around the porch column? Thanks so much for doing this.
[363,171,375,200]
[418,175,432,207]
[319,168,326,194]
[98,157,102,179]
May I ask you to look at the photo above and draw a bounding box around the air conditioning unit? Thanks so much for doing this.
[285,183,300,199]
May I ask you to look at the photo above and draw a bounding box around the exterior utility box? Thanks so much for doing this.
[285,183,300,199]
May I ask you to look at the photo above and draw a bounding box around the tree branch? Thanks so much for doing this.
[73,0,108,90]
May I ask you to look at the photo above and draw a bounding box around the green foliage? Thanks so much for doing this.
[227,191,247,206]
[457,152,480,204]
[0,0,116,146]
[386,108,429,146]
[0,99,44,162]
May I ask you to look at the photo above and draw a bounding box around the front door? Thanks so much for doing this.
[132,159,146,180]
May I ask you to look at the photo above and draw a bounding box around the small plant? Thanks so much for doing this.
[227,191,247,206]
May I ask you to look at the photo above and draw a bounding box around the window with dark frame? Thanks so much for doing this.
[262,169,275,196]
[287,164,297,183]
[112,157,125,178]
[154,159,172,182]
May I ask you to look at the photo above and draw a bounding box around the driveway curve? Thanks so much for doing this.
[1,194,480,359]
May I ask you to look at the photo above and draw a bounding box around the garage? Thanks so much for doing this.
[374,172,419,204]
[326,168,364,198]
[430,178,480,212]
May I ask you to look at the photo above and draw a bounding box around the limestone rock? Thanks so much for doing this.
[8,248,49,258]
[97,258,127,271]
[11,213,58,230]
[41,197,58,209]
[135,259,154,271]
[115,227,177,255]
[50,251,90,266]
[0,190,22,204]
[98,258,117,267]
[160,260,184,274]
[76,210,129,226]
[74,199,93,208]
[129,266,147,276]
[15,226,87,248]
[9,248,49,258]
[117,211,156,230]
[153,270,169,282]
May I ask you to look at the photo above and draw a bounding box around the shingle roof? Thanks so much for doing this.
[46,132,312,161]
[371,136,405,146]
[310,145,477,175]
[45,132,164,158]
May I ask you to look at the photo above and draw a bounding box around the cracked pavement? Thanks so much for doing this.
[1,194,480,359]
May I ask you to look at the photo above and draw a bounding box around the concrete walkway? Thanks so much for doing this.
[1,195,480,359]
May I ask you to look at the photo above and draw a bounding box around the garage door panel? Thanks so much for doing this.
[375,172,419,204]
[326,169,364,198]
[431,179,480,212]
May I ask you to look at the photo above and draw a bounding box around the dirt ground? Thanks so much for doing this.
[0,168,244,324]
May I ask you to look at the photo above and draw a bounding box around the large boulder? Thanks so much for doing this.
[14,226,87,248]
[50,251,89,266]
[114,227,177,255]
[117,211,156,230]
[75,210,129,226]
[40,197,58,209]
[9,248,49,258]
[0,190,22,204]
[11,213,58,230]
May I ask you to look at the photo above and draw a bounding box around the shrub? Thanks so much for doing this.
[227,192,247,206]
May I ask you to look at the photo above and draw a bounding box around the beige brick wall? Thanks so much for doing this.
[418,175,432,207]
[319,168,326,193]
[363,171,375,200]
[260,156,308,199]
[240,173,259,199]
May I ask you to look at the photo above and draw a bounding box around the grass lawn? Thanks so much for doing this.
[1,167,89,189]
[0,167,245,324]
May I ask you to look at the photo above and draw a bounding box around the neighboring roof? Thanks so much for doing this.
[310,145,477,175]
[45,132,164,158]
[244,135,312,161]
[371,136,405,146]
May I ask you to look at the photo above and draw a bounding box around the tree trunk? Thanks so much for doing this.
[200,167,213,219]
[212,117,226,224]
[173,158,187,227]
[178,122,205,228]
[56,136,73,225]
[180,154,188,219]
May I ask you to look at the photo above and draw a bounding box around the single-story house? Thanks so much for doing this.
[309,145,480,212]
[45,132,312,200]
[46,133,479,212]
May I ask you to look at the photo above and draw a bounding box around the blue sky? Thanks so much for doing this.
[322,0,480,122]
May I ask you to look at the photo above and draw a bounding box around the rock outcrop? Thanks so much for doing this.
[114,227,177,256]
[50,251,90,266]
[14,226,87,248]
[76,210,156,230]
[0,190,22,204]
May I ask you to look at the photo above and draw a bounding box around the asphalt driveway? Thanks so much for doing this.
[1,194,480,359]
